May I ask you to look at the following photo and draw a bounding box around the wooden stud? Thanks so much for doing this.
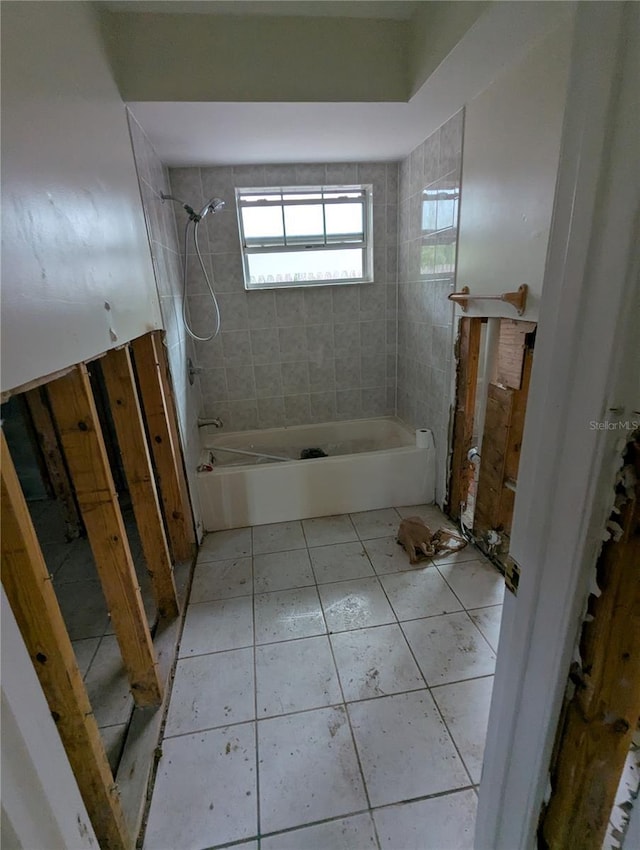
[1,431,129,850]
[131,333,195,562]
[102,347,179,620]
[447,317,482,520]
[47,364,162,708]
[541,438,640,849]
[23,387,83,539]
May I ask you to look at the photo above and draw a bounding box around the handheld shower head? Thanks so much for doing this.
[199,197,226,218]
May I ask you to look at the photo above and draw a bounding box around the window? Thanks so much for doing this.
[236,185,373,290]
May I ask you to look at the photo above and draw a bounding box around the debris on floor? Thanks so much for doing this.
[300,447,328,459]
[396,516,467,565]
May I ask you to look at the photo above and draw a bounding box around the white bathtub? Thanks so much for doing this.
[197,417,435,531]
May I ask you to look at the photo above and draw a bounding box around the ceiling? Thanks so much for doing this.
[129,101,421,165]
[103,1,421,19]
[118,2,566,167]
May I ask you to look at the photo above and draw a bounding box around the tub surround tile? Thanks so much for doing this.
[302,515,358,547]
[348,690,469,807]
[256,634,341,717]
[258,706,367,833]
[309,541,375,584]
[318,577,396,633]
[143,723,257,850]
[165,647,255,737]
[253,549,314,594]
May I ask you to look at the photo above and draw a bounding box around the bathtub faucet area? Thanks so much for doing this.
[198,417,224,428]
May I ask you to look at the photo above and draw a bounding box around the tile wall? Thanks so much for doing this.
[126,109,204,530]
[168,162,399,431]
[397,111,463,505]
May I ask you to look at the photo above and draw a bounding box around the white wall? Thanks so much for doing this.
[1,590,98,850]
[455,18,573,321]
[0,1,162,394]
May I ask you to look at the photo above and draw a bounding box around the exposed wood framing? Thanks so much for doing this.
[102,347,179,620]
[17,394,55,499]
[131,333,195,562]
[447,317,482,520]
[23,387,83,540]
[474,383,514,539]
[474,325,535,561]
[47,364,162,708]
[541,436,640,850]
[1,431,129,850]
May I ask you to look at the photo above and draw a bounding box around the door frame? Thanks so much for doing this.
[475,3,640,848]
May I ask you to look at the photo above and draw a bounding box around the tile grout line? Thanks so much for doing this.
[318,543,384,850]
[202,784,479,850]
[433,563,501,656]
[249,541,262,847]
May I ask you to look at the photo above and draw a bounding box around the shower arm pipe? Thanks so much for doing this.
[448,284,529,315]
[209,446,292,463]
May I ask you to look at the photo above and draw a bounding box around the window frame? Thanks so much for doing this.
[235,184,374,290]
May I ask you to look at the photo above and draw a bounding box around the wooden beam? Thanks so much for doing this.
[131,333,195,562]
[1,431,129,850]
[23,387,83,540]
[101,347,179,620]
[447,317,482,520]
[541,437,640,849]
[47,364,162,708]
